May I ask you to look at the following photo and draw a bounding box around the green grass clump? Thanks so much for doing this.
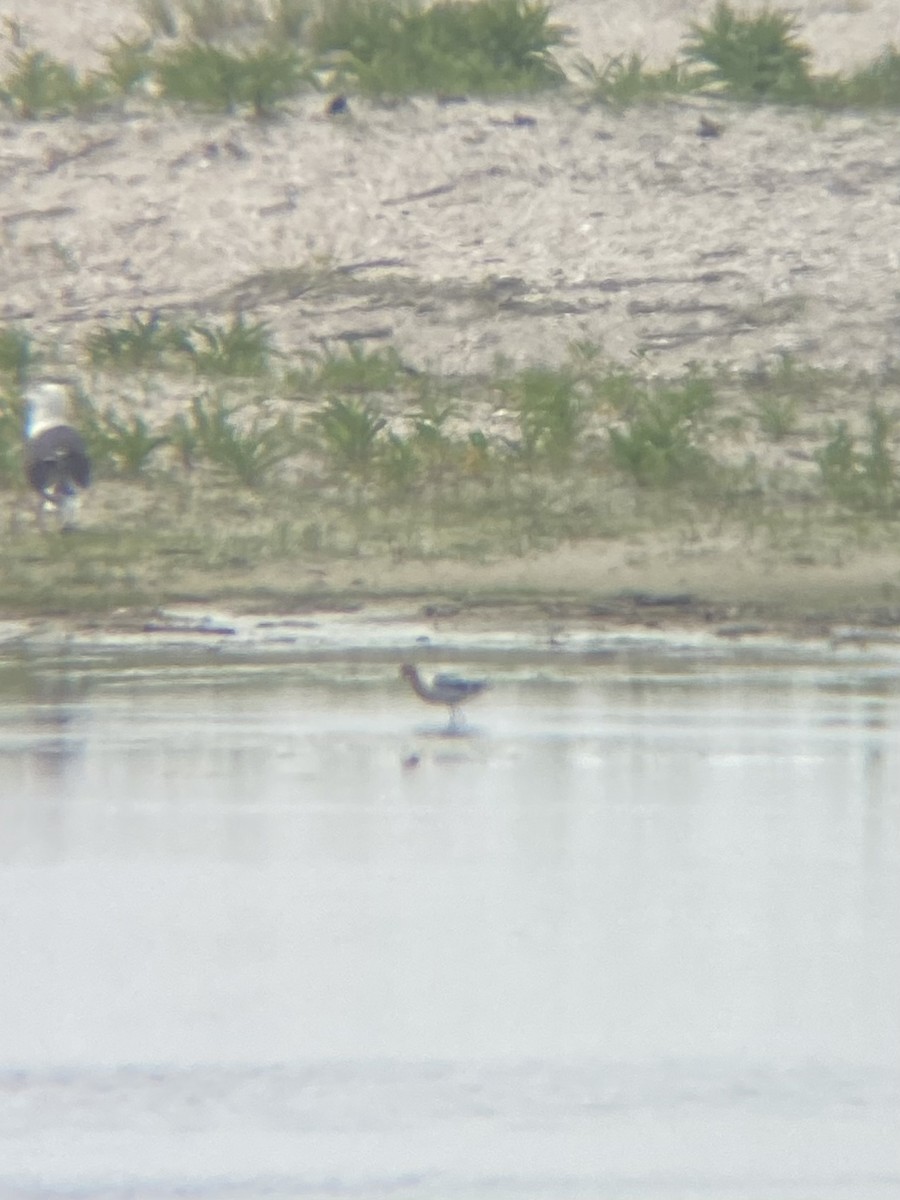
[741,354,830,402]
[822,47,900,109]
[815,405,898,514]
[0,326,34,390]
[379,430,420,495]
[99,413,170,478]
[156,41,313,115]
[72,394,169,479]
[576,53,696,108]
[683,1,814,102]
[503,364,586,465]
[310,396,388,479]
[287,343,411,397]
[177,395,301,486]
[310,0,566,96]
[0,50,112,117]
[85,315,275,377]
[608,370,718,488]
[0,392,25,485]
[190,315,275,377]
[85,314,195,372]
[754,393,798,442]
[102,36,157,94]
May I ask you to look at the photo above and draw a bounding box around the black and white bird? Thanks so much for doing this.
[400,663,489,729]
[24,382,91,529]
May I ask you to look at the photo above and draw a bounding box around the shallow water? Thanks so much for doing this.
[0,644,898,1199]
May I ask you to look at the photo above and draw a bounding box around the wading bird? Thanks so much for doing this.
[400,663,489,729]
[24,382,91,529]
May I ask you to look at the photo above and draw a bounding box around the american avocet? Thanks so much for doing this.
[400,663,489,728]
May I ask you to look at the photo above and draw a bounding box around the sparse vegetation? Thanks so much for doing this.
[1,0,899,116]
[308,0,567,96]
[6,325,899,573]
[3,5,900,621]
[1,326,900,617]
[287,344,412,397]
[809,45,900,110]
[102,36,156,94]
[311,396,388,479]
[0,50,112,118]
[576,53,697,108]
[71,393,172,479]
[816,405,898,515]
[0,393,25,484]
[503,364,587,465]
[85,314,194,373]
[607,369,718,489]
[155,40,312,115]
[190,315,275,377]
[100,411,171,478]
[177,395,301,487]
[0,327,34,390]
[178,0,269,42]
[683,2,814,102]
[754,392,798,442]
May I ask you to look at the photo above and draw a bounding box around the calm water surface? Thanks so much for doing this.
[0,643,898,1199]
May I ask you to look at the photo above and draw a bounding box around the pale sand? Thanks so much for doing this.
[3,0,900,379]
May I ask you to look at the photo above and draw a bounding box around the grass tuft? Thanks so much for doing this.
[608,370,718,488]
[1,50,112,118]
[820,46,900,109]
[190,314,276,376]
[683,1,814,102]
[576,53,696,108]
[504,364,586,465]
[0,326,35,390]
[311,396,388,479]
[178,395,301,486]
[0,392,26,485]
[287,343,410,396]
[102,36,157,94]
[310,0,567,97]
[156,40,313,115]
[85,314,195,372]
[816,405,898,514]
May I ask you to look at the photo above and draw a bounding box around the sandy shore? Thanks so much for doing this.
[4,0,900,378]
[12,0,900,73]
[3,1,900,633]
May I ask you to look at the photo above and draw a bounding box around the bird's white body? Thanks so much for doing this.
[25,382,70,439]
[23,382,91,528]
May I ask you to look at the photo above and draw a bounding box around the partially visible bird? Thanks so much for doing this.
[400,663,489,728]
[23,382,91,529]
[697,115,723,138]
